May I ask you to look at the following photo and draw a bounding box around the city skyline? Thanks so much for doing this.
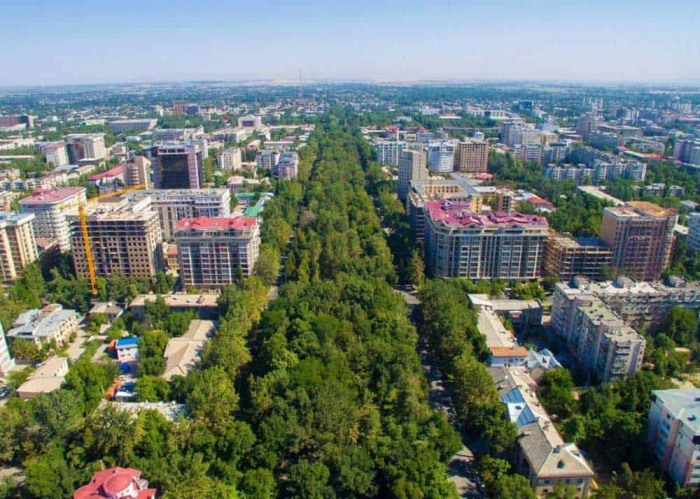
[2,0,699,86]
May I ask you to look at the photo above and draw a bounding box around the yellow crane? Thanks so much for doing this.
[79,183,146,294]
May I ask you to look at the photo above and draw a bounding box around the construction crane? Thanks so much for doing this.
[79,183,146,294]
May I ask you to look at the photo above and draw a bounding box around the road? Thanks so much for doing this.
[66,321,89,361]
[396,286,484,498]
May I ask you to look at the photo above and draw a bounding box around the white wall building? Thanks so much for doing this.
[19,187,86,252]
[427,141,456,173]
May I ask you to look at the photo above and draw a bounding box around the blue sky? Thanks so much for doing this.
[1,0,698,86]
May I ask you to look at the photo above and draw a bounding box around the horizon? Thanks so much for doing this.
[2,0,699,87]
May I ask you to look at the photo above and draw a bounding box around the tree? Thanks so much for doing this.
[490,474,537,499]
[286,460,332,499]
[539,369,577,419]
[186,367,239,432]
[255,243,280,286]
[136,376,172,402]
[9,338,41,360]
[240,468,276,499]
[407,248,425,287]
[663,306,698,346]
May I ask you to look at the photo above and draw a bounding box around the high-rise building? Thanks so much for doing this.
[576,113,597,140]
[256,149,279,170]
[674,139,700,166]
[275,151,299,179]
[0,115,33,129]
[123,155,151,188]
[427,141,456,173]
[648,389,700,489]
[454,138,489,174]
[375,141,407,167]
[40,142,69,167]
[19,187,86,252]
[406,175,482,240]
[543,234,612,281]
[149,142,204,189]
[397,148,429,202]
[218,147,242,170]
[0,322,14,377]
[500,121,523,146]
[424,201,549,280]
[175,217,260,289]
[687,213,700,252]
[70,196,162,279]
[600,202,677,281]
[66,134,107,163]
[129,189,231,241]
[562,296,645,383]
[0,212,38,282]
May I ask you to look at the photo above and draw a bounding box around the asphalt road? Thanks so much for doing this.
[395,286,484,498]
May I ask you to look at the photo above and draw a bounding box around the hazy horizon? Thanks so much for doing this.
[2,0,699,86]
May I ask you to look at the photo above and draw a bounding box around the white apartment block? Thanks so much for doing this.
[218,147,242,170]
[69,196,163,279]
[257,149,279,170]
[130,189,231,241]
[398,148,429,202]
[41,142,69,167]
[66,133,107,162]
[175,217,260,289]
[275,151,299,179]
[19,187,86,252]
[123,156,151,188]
[427,141,456,173]
[375,141,407,167]
[0,212,38,282]
[649,389,700,488]
[7,304,79,347]
[0,322,14,376]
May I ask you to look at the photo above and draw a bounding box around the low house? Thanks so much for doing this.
[16,356,68,400]
[162,320,215,380]
[88,302,124,323]
[129,293,219,320]
[115,337,139,362]
[489,346,529,367]
[7,304,79,347]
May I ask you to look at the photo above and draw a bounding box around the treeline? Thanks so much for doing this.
[241,123,462,497]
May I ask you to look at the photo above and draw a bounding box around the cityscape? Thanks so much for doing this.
[1,2,700,499]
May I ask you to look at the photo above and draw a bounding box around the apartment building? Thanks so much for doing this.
[69,196,162,279]
[494,367,594,497]
[406,175,482,240]
[218,147,242,170]
[543,234,612,281]
[257,149,279,170]
[238,115,262,129]
[455,138,489,174]
[175,217,260,289]
[0,322,14,376]
[66,134,107,163]
[427,141,456,173]
[16,355,68,400]
[674,139,700,166]
[275,151,299,179]
[7,304,79,347]
[649,389,700,488]
[600,202,677,281]
[19,187,86,252]
[424,201,548,280]
[688,213,700,253]
[40,142,69,167]
[148,141,204,189]
[0,212,38,281]
[375,140,407,167]
[130,188,231,241]
[123,155,151,188]
[552,275,700,333]
[397,148,429,202]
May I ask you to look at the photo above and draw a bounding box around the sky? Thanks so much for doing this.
[1,0,699,86]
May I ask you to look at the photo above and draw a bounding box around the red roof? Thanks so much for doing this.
[490,346,528,358]
[19,187,85,205]
[73,467,157,499]
[175,216,257,231]
[527,196,555,208]
[88,165,123,182]
[425,201,548,228]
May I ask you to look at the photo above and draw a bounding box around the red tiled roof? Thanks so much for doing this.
[19,187,85,205]
[88,165,123,182]
[425,201,548,228]
[175,216,257,231]
[73,467,157,499]
[490,346,528,357]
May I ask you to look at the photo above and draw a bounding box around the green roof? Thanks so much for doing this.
[236,192,257,199]
[244,205,264,217]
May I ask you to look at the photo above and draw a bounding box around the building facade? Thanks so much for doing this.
[130,188,231,241]
[0,212,38,281]
[649,389,700,489]
[218,147,242,170]
[19,187,86,252]
[123,156,151,188]
[66,134,107,163]
[688,212,700,253]
[397,148,429,202]
[175,217,260,289]
[40,142,69,167]
[424,201,548,280]
[7,304,78,347]
[274,151,299,179]
[70,196,163,279]
[455,138,489,174]
[600,202,677,281]
[149,142,204,189]
[427,141,456,173]
[257,149,279,170]
[543,234,612,281]
[0,322,14,376]
[375,140,407,167]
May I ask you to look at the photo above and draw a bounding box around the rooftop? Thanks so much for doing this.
[129,293,219,309]
[174,216,257,231]
[19,187,85,206]
[653,389,700,433]
[425,200,548,228]
[87,165,123,182]
[490,346,529,358]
